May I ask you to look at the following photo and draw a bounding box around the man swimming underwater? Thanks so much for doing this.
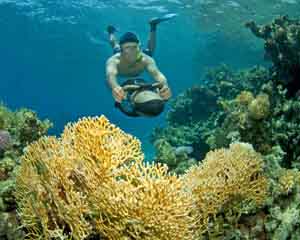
[105,14,177,108]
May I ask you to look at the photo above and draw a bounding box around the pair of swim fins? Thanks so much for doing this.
[107,13,178,34]
[149,13,178,26]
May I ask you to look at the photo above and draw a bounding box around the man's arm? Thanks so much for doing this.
[105,57,126,102]
[146,57,171,100]
[146,57,168,86]
[105,58,119,89]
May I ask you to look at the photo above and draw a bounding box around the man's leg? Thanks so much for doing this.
[107,25,120,53]
[146,24,157,56]
[108,33,119,49]
[146,13,178,56]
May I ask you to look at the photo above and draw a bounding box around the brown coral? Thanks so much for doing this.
[16,115,197,240]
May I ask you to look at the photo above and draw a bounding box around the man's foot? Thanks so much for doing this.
[106,25,117,34]
[149,13,178,30]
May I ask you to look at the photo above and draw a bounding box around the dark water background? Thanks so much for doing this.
[0,0,266,159]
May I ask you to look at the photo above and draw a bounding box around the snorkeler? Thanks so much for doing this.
[105,13,177,117]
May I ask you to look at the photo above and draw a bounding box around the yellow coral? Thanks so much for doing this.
[236,91,254,106]
[16,116,269,239]
[278,169,300,194]
[248,93,270,120]
[183,142,268,234]
[16,115,197,240]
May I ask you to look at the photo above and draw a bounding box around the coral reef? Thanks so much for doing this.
[167,85,218,125]
[245,15,300,97]
[196,78,300,239]
[149,15,300,239]
[0,130,11,154]
[16,116,197,240]
[153,138,197,175]
[161,72,300,238]
[0,103,52,240]
[151,65,270,172]
[248,93,270,120]
[151,122,208,162]
[0,104,52,153]
[15,116,269,240]
[183,142,268,236]
[204,88,273,153]
[205,80,300,167]
[263,167,300,240]
[2,13,300,240]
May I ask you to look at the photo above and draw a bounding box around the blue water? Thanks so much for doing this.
[0,0,264,160]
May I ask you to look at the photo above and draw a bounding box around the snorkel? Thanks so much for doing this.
[136,50,143,62]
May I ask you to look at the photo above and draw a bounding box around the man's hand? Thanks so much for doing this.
[159,84,172,100]
[112,86,126,103]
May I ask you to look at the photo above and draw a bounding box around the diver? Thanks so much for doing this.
[105,13,177,117]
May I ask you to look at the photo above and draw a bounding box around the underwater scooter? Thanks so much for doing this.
[114,78,166,117]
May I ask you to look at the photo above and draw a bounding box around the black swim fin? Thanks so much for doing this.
[149,13,178,29]
[106,25,118,34]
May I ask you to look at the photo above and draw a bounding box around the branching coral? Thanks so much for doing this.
[278,169,300,195]
[16,115,197,240]
[183,142,268,235]
[16,116,271,239]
